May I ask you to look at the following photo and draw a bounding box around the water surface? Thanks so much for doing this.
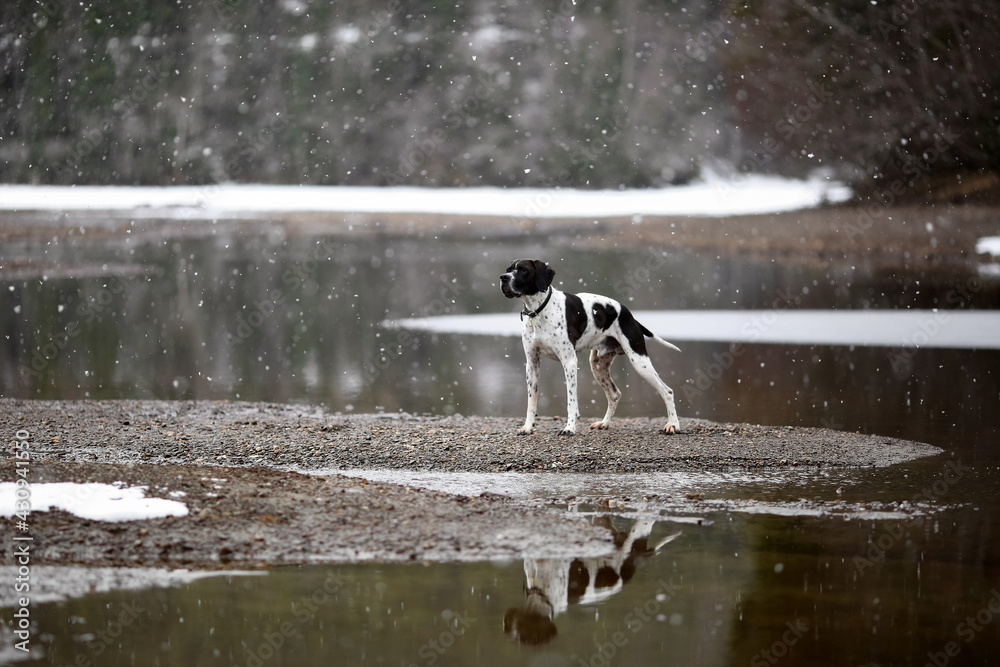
[2,218,998,665]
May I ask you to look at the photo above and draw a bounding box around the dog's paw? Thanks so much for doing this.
[589,421,610,430]
[517,426,535,435]
[664,422,681,435]
[559,427,577,436]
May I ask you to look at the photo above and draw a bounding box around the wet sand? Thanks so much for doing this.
[1,399,941,570]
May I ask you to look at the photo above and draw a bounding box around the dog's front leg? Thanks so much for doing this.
[559,352,580,435]
[519,348,541,434]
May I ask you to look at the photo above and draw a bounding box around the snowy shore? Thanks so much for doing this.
[0,174,852,218]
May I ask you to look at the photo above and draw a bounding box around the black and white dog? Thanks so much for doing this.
[500,259,681,435]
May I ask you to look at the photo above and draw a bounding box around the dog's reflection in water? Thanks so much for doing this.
[504,517,681,645]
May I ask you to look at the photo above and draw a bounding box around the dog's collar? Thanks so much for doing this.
[520,287,553,321]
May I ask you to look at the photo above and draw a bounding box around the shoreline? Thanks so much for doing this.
[2,201,999,274]
[0,399,942,571]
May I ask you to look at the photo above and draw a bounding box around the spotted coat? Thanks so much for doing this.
[499,259,681,435]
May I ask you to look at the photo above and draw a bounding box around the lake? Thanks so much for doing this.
[1,214,999,665]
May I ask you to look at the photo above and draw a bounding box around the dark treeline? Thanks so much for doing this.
[0,0,996,189]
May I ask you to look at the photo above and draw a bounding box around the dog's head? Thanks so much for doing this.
[500,259,555,299]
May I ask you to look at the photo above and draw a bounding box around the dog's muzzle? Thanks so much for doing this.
[500,274,518,299]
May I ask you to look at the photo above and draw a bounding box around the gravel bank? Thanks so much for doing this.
[0,399,941,570]
[3,399,939,472]
[0,457,612,570]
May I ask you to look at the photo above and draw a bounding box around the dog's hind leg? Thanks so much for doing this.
[622,348,681,434]
[589,347,621,430]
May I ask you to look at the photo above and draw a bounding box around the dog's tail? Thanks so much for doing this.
[639,323,682,353]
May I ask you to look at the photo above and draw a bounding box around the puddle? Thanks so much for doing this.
[9,497,997,666]
[0,566,258,608]
[326,468,791,499]
[330,468,943,523]
[329,467,864,504]
[387,309,1000,349]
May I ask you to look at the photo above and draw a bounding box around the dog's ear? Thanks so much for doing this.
[533,260,555,292]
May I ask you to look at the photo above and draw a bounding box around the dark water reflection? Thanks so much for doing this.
[20,490,1000,666]
[2,221,1000,665]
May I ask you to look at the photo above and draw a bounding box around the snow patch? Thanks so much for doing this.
[298,33,319,51]
[976,236,1000,256]
[0,174,851,218]
[0,482,188,522]
[334,25,362,45]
